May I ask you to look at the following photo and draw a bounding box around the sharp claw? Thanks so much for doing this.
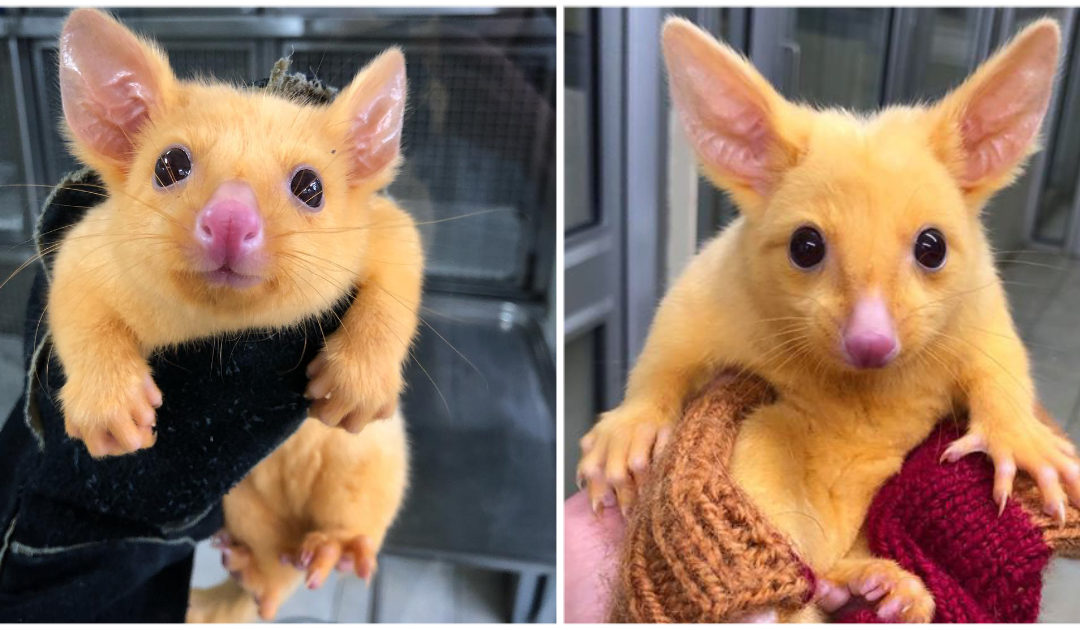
[591,497,604,518]
[1045,498,1066,526]
[998,493,1008,517]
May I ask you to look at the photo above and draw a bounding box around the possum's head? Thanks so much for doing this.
[663,17,1059,372]
[58,8,405,315]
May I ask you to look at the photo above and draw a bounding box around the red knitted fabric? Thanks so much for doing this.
[836,423,1052,623]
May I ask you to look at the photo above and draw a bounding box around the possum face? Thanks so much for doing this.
[58,8,405,315]
[662,16,1059,372]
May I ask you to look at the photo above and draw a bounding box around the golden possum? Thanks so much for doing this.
[53,9,420,621]
[579,18,1080,622]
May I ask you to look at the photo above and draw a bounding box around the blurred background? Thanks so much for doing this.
[565,7,1080,621]
[0,6,555,623]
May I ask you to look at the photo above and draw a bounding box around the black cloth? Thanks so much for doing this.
[0,168,352,621]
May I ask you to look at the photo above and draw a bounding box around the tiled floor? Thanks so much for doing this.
[1,252,1079,621]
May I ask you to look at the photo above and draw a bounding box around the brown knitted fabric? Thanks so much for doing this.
[609,373,1080,622]
[1016,403,1080,559]
[607,372,814,623]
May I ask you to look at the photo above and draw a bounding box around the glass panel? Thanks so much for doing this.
[565,8,596,233]
[1026,9,1078,245]
[901,8,985,101]
[0,44,30,244]
[564,328,598,497]
[791,8,890,110]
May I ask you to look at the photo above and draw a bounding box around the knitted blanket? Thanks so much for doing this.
[610,373,1080,622]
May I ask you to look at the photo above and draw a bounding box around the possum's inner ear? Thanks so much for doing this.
[662,17,805,211]
[329,49,407,187]
[933,19,1060,202]
[59,9,174,171]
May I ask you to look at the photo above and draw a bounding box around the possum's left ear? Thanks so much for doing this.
[329,48,407,188]
[933,19,1060,203]
[59,9,175,173]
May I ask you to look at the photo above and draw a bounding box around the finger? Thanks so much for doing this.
[587,477,611,517]
[336,553,355,573]
[306,542,342,590]
[604,432,633,490]
[876,594,904,622]
[940,433,987,464]
[131,401,156,428]
[211,531,232,549]
[310,399,346,426]
[579,431,596,454]
[627,423,657,475]
[1035,465,1066,525]
[992,454,1016,515]
[304,372,335,400]
[1061,459,1080,509]
[305,353,328,378]
[339,411,370,434]
[577,435,608,484]
[374,400,396,420]
[143,375,163,408]
[320,400,350,428]
[346,536,377,582]
[814,579,851,613]
[653,424,673,461]
[615,479,637,518]
[108,416,145,452]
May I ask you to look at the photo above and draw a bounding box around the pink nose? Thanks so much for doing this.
[194,181,263,267]
[842,296,899,369]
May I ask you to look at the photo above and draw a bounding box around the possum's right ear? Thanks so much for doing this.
[59,9,176,173]
[662,17,808,215]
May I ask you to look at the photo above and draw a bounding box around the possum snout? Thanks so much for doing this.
[192,180,266,287]
[842,295,899,369]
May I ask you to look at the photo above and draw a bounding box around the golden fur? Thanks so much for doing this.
[51,9,421,621]
[580,17,1080,622]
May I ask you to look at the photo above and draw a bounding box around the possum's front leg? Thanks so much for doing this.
[942,303,1080,519]
[577,242,735,515]
[305,197,423,433]
[50,261,161,457]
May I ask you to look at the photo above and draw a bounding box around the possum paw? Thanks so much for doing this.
[942,417,1080,521]
[283,531,378,589]
[61,368,162,457]
[825,559,934,623]
[212,531,288,621]
[576,402,675,518]
[305,336,401,433]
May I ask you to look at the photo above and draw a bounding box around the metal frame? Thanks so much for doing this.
[1019,7,1079,254]
[5,35,38,247]
[564,7,625,410]
[623,7,665,365]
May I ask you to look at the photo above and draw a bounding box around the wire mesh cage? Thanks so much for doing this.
[288,44,553,285]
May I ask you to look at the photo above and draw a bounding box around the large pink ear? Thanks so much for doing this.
[329,48,407,186]
[59,9,174,171]
[662,17,806,211]
[933,19,1060,200]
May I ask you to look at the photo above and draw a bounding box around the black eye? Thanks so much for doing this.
[914,228,947,270]
[789,226,826,269]
[290,168,324,209]
[153,146,192,188]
